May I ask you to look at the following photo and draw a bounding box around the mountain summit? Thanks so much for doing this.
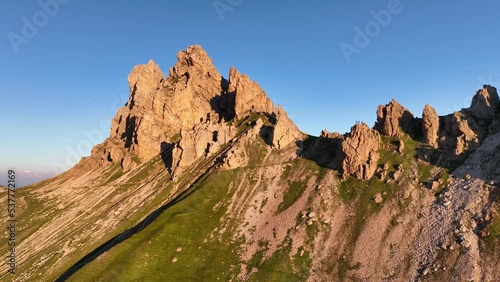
[75,45,302,178]
[1,46,499,282]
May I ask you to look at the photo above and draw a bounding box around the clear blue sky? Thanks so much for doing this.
[1,0,500,186]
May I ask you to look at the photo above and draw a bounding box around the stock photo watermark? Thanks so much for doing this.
[7,0,72,54]
[213,0,244,21]
[6,170,17,275]
[339,0,411,63]
[51,92,129,174]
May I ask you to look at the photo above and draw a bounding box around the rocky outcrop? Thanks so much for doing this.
[440,112,480,156]
[375,99,415,137]
[172,122,234,171]
[454,131,500,183]
[422,104,440,148]
[320,129,343,140]
[229,67,275,119]
[272,105,303,149]
[75,45,301,175]
[109,45,228,162]
[341,123,381,180]
[470,85,499,120]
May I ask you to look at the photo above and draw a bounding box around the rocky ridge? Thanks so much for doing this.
[1,46,499,282]
[77,45,303,178]
[78,44,500,183]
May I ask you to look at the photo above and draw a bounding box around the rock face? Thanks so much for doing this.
[75,45,304,176]
[172,122,234,170]
[422,104,440,148]
[110,45,227,163]
[441,112,480,156]
[76,45,498,181]
[272,105,303,149]
[320,129,343,140]
[229,66,275,119]
[375,99,415,137]
[340,123,380,180]
[470,85,499,120]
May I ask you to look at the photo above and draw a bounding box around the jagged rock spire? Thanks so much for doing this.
[340,123,380,180]
[375,99,415,137]
[422,104,439,148]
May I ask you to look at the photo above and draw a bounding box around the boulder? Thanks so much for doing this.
[395,139,405,154]
[372,193,383,203]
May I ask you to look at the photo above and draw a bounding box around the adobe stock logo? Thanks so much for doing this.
[339,0,408,63]
[213,0,244,21]
[51,91,129,174]
[7,0,72,54]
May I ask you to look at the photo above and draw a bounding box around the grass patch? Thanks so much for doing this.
[293,249,312,280]
[448,150,474,172]
[105,165,124,184]
[338,177,363,203]
[126,156,161,184]
[282,165,292,180]
[483,206,500,249]
[248,243,304,282]
[246,241,269,272]
[277,178,309,213]
[434,170,450,196]
[417,162,432,182]
[247,138,268,167]
[378,134,418,175]
[337,255,361,281]
[170,133,181,143]
[338,176,395,252]
[131,154,141,165]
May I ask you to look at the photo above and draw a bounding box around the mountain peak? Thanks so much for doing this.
[168,45,221,80]
[76,45,302,174]
[229,66,275,119]
[470,84,499,119]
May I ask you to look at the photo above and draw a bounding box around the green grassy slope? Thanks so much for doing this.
[68,169,242,281]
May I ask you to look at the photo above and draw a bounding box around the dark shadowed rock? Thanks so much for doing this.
[470,85,499,120]
[440,112,480,156]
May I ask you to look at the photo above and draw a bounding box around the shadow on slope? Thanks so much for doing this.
[55,167,213,282]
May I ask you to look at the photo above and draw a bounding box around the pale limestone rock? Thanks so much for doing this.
[443,112,480,155]
[341,123,381,180]
[110,45,227,163]
[320,129,343,140]
[422,104,440,148]
[74,45,303,177]
[172,122,234,171]
[375,99,415,137]
[272,105,303,149]
[121,155,137,172]
[372,193,383,203]
[229,66,274,119]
